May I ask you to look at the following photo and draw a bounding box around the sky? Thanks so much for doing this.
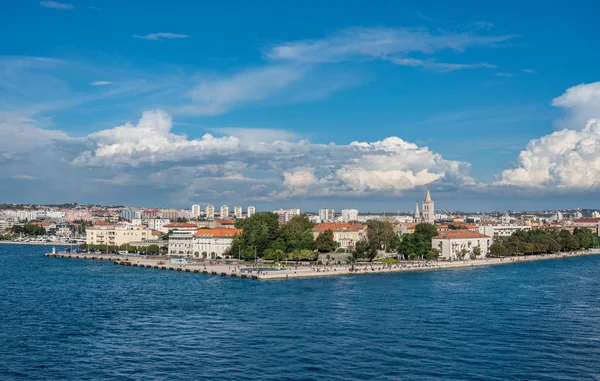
[0,0,599,212]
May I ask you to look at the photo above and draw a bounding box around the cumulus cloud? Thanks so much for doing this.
[552,81,600,130]
[498,82,600,190]
[132,33,190,41]
[40,1,74,9]
[498,119,600,189]
[70,109,474,201]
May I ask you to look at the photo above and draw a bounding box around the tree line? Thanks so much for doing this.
[229,213,338,261]
[489,228,598,257]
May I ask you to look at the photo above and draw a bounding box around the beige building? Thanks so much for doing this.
[86,223,152,247]
[205,205,215,219]
[168,230,195,256]
[432,230,491,260]
[220,205,229,218]
[193,228,243,259]
[274,208,301,225]
[234,206,242,219]
[161,209,180,220]
[312,223,367,250]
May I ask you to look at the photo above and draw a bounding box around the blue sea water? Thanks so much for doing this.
[1,245,600,380]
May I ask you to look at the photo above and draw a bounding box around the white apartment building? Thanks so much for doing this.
[192,204,201,218]
[205,205,215,219]
[341,209,359,222]
[168,230,194,256]
[274,209,301,225]
[234,206,242,219]
[247,206,256,218]
[86,224,152,247]
[478,225,532,242]
[192,228,243,259]
[147,218,171,233]
[319,208,335,222]
[220,205,229,218]
[432,230,491,260]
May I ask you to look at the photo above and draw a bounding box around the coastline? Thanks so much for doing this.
[1,241,75,246]
[43,248,600,280]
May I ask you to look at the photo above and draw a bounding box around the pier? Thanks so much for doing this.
[44,249,600,280]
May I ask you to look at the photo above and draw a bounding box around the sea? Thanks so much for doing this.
[1,244,599,380]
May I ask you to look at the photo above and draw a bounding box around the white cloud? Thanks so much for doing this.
[522,68,535,73]
[71,110,475,200]
[132,33,190,41]
[266,27,516,65]
[389,57,496,72]
[498,119,600,189]
[90,81,111,86]
[498,82,600,190]
[40,1,74,9]
[494,72,514,77]
[179,65,307,116]
[209,127,300,142]
[552,81,600,130]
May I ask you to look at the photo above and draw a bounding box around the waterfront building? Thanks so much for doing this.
[274,209,301,225]
[247,206,256,218]
[192,204,201,218]
[478,225,532,242]
[86,223,152,247]
[432,230,491,260]
[192,227,243,259]
[234,206,242,219]
[220,205,229,219]
[167,230,194,256]
[341,209,359,222]
[205,205,215,219]
[571,218,600,236]
[319,208,335,222]
[312,223,367,250]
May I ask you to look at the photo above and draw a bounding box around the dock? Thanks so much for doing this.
[44,249,600,280]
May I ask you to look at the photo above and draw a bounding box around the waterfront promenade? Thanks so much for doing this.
[45,249,600,280]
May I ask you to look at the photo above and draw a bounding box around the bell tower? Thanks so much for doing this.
[422,188,435,224]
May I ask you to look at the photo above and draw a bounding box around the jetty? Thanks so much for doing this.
[44,249,600,280]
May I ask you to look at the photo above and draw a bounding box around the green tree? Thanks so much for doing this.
[489,242,508,257]
[314,229,339,253]
[472,247,482,258]
[426,248,439,260]
[230,212,280,258]
[279,216,315,252]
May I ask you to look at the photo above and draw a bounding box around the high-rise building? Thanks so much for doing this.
[422,189,435,224]
[247,206,256,218]
[274,209,301,225]
[205,205,215,219]
[120,209,141,220]
[143,209,159,218]
[192,204,200,218]
[341,209,359,222]
[319,208,335,222]
[220,205,229,219]
[234,206,242,219]
[161,209,179,220]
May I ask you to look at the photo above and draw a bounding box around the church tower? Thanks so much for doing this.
[414,202,421,223]
[422,188,435,224]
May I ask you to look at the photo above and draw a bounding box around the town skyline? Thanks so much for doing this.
[1,1,599,210]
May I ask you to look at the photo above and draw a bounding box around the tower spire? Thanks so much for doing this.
[414,202,420,222]
[425,187,432,202]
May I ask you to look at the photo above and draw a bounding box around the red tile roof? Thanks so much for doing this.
[574,218,600,223]
[193,228,243,238]
[151,230,163,236]
[433,230,489,239]
[312,223,367,232]
[215,219,235,225]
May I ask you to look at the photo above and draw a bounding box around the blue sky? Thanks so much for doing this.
[0,0,599,212]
